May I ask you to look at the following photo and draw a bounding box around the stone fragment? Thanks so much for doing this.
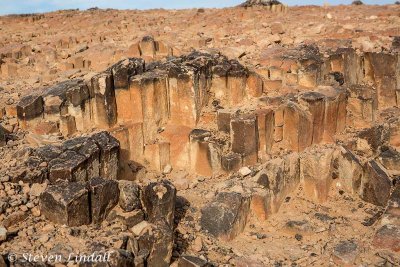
[39,182,90,226]
[0,226,6,242]
[372,224,400,252]
[16,94,43,120]
[107,207,144,228]
[87,177,119,224]
[118,180,142,212]
[239,167,251,177]
[141,180,176,227]
[131,222,174,267]
[221,153,242,172]
[179,255,211,267]
[361,160,392,206]
[200,192,250,240]
[91,131,120,180]
[332,240,358,266]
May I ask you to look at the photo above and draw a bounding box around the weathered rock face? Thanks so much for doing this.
[118,180,142,212]
[40,177,120,226]
[0,124,6,146]
[134,222,174,267]
[201,192,250,240]
[7,131,120,184]
[40,182,90,226]
[336,147,363,195]
[360,160,392,206]
[250,153,300,220]
[300,146,336,202]
[141,180,177,227]
[87,177,119,224]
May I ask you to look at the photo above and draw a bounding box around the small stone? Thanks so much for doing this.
[0,226,7,242]
[295,234,303,241]
[163,164,172,174]
[239,167,252,177]
[131,221,151,236]
[31,206,41,217]
[30,183,47,198]
[192,236,203,252]
[332,240,358,265]
[118,180,141,212]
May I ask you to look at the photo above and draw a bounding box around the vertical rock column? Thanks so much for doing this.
[231,115,258,165]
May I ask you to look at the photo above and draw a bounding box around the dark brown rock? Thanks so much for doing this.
[91,131,120,180]
[221,153,242,172]
[118,180,142,212]
[48,150,87,183]
[87,177,119,224]
[16,94,43,120]
[200,192,250,240]
[361,160,392,206]
[111,58,144,90]
[372,224,400,252]
[141,180,176,227]
[135,222,174,267]
[332,240,358,266]
[230,115,258,165]
[40,182,90,226]
[63,136,101,179]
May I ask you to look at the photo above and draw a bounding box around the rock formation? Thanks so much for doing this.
[1,3,400,266]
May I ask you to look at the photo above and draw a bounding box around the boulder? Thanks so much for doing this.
[63,136,100,179]
[361,160,392,206]
[372,224,400,252]
[129,222,174,267]
[16,94,43,120]
[332,241,359,266]
[40,182,90,226]
[200,192,250,240]
[87,177,119,224]
[141,180,176,227]
[48,150,87,183]
[118,180,142,212]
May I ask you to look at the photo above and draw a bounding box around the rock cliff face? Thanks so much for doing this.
[1,4,400,267]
